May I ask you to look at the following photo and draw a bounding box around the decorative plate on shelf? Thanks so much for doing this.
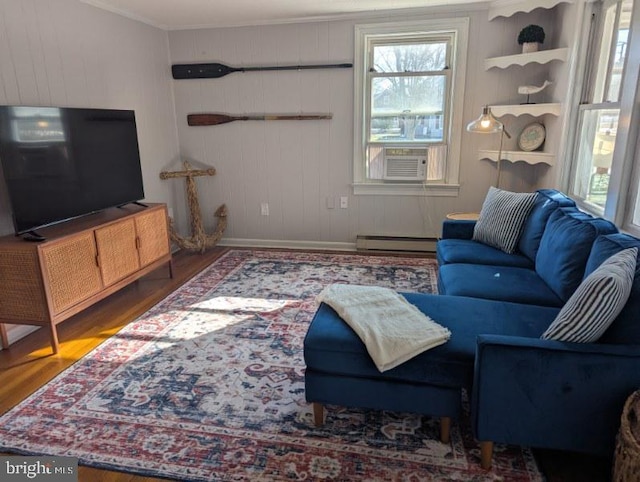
[518,122,546,151]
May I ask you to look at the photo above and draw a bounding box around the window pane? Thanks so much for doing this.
[608,0,633,100]
[572,109,619,207]
[373,42,446,73]
[370,75,445,142]
[592,0,633,103]
[608,18,630,100]
[592,3,618,102]
[355,19,468,188]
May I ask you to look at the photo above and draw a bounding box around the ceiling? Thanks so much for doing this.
[80,0,485,30]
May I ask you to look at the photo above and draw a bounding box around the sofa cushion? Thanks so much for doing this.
[585,234,640,344]
[472,187,538,254]
[518,189,576,262]
[438,263,564,306]
[535,208,618,302]
[304,293,559,389]
[541,247,637,342]
[436,238,533,268]
[442,219,477,240]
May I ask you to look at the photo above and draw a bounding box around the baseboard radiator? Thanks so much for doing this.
[356,235,438,253]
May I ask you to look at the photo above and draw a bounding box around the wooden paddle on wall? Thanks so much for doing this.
[172,62,352,79]
[187,113,333,126]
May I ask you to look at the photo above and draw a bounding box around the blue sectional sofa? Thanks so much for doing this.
[437,189,640,466]
[304,188,640,469]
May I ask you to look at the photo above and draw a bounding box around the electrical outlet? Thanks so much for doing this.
[261,203,269,216]
[340,196,348,209]
[167,207,174,219]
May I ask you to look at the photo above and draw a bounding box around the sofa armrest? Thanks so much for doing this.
[472,334,640,455]
[442,219,476,239]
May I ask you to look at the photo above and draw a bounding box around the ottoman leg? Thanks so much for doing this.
[440,417,451,444]
[480,441,493,469]
[313,402,324,426]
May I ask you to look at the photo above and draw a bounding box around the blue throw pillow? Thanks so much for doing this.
[535,208,618,301]
[518,189,576,262]
[541,248,637,342]
[472,187,537,254]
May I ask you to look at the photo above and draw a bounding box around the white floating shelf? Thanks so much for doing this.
[479,149,555,165]
[488,0,574,20]
[489,103,562,118]
[485,48,568,70]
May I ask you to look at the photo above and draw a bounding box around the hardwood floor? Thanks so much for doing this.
[0,247,613,481]
[0,247,229,482]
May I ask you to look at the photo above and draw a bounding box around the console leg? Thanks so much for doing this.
[480,441,493,470]
[313,403,324,426]
[0,323,9,350]
[440,417,451,444]
[48,323,60,355]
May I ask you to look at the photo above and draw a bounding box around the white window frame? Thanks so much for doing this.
[621,4,640,234]
[567,0,640,235]
[353,17,469,196]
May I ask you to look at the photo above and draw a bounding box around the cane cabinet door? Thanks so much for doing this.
[39,231,103,315]
[95,218,140,286]
[134,206,170,268]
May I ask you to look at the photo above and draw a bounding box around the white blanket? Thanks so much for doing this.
[317,284,451,372]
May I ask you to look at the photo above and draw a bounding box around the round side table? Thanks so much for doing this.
[446,212,480,221]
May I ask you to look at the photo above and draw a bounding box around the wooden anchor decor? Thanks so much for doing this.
[159,161,227,253]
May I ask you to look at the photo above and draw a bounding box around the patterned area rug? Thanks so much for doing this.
[0,250,544,481]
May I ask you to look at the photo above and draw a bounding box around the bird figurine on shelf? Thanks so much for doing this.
[518,80,552,104]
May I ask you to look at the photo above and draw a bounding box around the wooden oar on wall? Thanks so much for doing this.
[172,62,352,79]
[187,113,332,126]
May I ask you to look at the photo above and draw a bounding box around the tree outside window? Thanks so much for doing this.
[353,18,468,195]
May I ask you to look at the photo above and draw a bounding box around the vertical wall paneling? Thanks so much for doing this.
[0,1,580,249]
[0,0,180,344]
[171,8,576,245]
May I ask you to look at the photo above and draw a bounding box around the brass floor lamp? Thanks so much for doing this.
[466,106,511,187]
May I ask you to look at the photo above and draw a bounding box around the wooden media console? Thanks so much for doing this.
[0,203,172,354]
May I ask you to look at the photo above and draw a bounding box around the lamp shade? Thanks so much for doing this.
[466,106,504,134]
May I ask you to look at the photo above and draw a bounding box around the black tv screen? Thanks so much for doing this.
[0,106,145,235]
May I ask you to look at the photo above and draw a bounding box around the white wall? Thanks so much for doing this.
[0,0,179,343]
[168,5,574,246]
[0,0,179,235]
[0,1,576,250]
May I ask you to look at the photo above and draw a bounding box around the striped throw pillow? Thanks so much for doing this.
[472,187,537,254]
[541,247,638,342]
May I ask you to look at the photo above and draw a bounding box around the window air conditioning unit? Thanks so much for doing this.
[383,147,428,181]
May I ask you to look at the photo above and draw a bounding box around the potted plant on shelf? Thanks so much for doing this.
[518,25,545,53]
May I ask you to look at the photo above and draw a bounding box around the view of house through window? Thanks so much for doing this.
[571,0,633,209]
[366,39,450,181]
[369,41,447,143]
[353,19,468,192]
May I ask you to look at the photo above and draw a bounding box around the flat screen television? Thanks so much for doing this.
[0,106,145,237]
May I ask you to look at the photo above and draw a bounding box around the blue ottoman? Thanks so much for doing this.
[303,292,557,444]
